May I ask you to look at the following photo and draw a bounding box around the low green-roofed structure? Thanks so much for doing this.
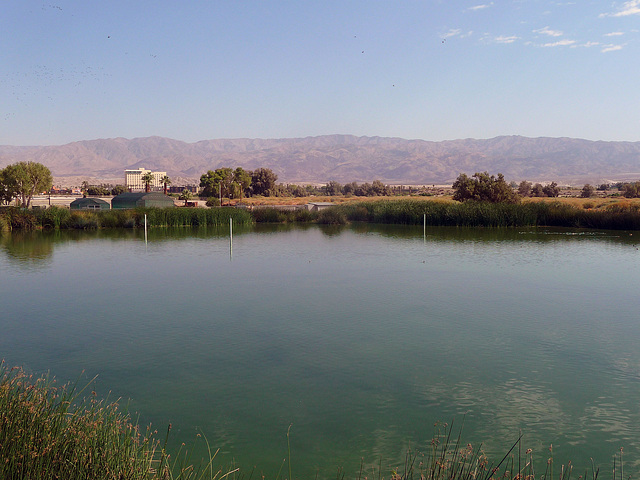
[70,197,111,210]
[111,192,175,209]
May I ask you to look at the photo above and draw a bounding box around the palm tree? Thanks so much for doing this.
[141,172,154,193]
[179,189,192,206]
[161,175,171,195]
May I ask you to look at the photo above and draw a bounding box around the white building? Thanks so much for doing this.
[124,168,167,191]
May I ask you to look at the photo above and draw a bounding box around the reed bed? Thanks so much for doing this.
[0,206,254,230]
[133,207,253,227]
[328,200,640,230]
[2,201,640,231]
[251,207,319,223]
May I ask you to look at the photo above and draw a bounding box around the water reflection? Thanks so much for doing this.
[1,224,640,477]
[0,231,56,268]
[1,224,638,269]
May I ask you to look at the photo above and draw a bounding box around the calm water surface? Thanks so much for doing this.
[1,224,640,477]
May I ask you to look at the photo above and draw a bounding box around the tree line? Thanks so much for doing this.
[4,160,640,210]
[451,173,562,203]
[452,172,640,203]
[199,167,392,202]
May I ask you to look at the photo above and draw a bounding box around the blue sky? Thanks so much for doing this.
[2,1,639,146]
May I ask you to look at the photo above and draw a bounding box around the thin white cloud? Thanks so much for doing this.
[495,35,520,44]
[442,29,462,39]
[602,44,624,52]
[604,31,625,37]
[467,3,494,11]
[541,39,576,47]
[579,41,600,47]
[534,26,564,37]
[600,0,640,17]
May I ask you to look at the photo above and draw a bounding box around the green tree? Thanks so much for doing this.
[370,180,390,196]
[0,168,17,205]
[0,162,53,208]
[580,184,595,198]
[542,182,560,197]
[324,181,343,196]
[283,184,306,197]
[111,185,128,195]
[141,172,154,193]
[251,168,278,196]
[342,182,358,196]
[452,172,518,203]
[355,183,371,196]
[200,168,231,200]
[621,182,640,198]
[232,167,252,199]
[199,170,219,198]
[200,167,252,202]
[86,186,110,196]
[531,183,545,197]
[179,189,193,206]
[517,181,532,197]
[161,175,171,195]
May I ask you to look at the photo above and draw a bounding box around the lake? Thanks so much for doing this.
[1,224,640,478]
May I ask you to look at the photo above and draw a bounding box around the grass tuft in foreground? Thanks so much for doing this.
[0,362,235,480]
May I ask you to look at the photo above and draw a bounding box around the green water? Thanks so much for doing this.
[1,224,640,477]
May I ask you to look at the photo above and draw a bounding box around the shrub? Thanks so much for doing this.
[0,213,10,232]
[452,172,519,203]
[290,208,318,222]
[580,184,595,198]
[39,206,71,229]
[251,207,288,223]
[6,208,38,230]
[99,210,137,229]
[317,208,347,225]
[66,211,99,229]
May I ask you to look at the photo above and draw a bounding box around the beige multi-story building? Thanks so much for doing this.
[124,168,167,191]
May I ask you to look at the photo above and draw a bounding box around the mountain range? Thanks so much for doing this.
[1,134,640,186]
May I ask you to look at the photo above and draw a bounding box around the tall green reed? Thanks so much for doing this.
[328,200,640,230]
[0,363,237,480]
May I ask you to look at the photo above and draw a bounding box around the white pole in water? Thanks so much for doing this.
[144,214,148,246]
[229,217,233,258]
[423,213,426,242]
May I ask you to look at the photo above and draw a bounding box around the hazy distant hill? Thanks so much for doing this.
[1,135,640,186]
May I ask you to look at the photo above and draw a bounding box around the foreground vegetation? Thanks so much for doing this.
[0,364,232,480]
[0,363,629,480]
